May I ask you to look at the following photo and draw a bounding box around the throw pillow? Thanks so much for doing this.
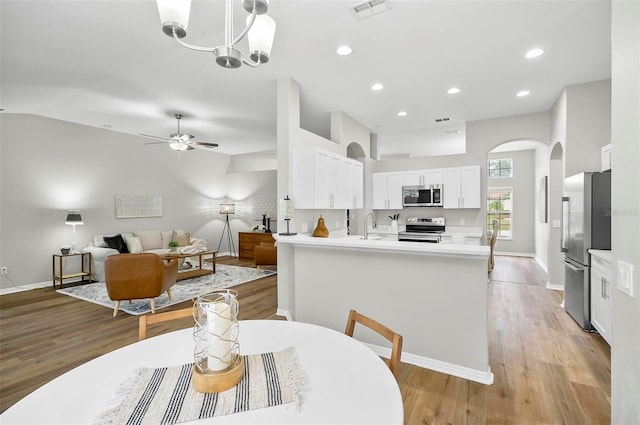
[161,231,173,249]
[93,235,108,248]
[124,236,143,254]
[103,234,130,253]
[172,230,191,246]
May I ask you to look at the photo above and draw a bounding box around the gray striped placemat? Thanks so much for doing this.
[95,347,305,425]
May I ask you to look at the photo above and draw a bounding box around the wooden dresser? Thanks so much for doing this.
[238,232,276,260]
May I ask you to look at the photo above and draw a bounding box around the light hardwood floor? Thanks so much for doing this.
[0,256,611,424]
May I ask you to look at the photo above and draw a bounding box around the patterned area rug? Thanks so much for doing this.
[55,264,276,316]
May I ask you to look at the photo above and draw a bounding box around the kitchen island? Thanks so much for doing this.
[275,234,493,384]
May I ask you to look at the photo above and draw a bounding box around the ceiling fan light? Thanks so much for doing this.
[169,141,188,151]
[157,0,191,38]
[247,14,276,63]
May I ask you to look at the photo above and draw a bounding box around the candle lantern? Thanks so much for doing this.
[192,289,244,393]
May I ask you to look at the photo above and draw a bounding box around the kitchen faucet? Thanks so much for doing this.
[364,211,376,240]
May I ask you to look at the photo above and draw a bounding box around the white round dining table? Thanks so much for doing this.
[1,320,404,424]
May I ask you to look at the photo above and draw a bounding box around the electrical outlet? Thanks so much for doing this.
[617,260,634,298]
[1,266,7,275]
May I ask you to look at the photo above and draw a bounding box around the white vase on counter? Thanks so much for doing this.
[390,220,399,233]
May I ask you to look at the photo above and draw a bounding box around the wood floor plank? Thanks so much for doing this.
[0,255,611,424]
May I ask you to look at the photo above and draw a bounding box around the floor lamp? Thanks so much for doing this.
[217,203,236,257]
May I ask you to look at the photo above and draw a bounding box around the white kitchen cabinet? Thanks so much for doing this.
[601,143,612,171]
[372,172,402,209]
[590,252,612,345]
[349,159,364,209]
[293,147,363,209]
[402,168,443,186]
[443,165,481,209]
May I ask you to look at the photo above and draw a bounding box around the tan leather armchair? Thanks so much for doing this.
[254,242,277,272]
[105,253,179,317]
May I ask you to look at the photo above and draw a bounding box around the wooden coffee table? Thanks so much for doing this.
[161,250,216,281]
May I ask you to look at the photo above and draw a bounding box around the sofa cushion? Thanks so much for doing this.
[134,231,161,251]
[104,234,129,253]
[172,230,191,246]
[124,236,143,254]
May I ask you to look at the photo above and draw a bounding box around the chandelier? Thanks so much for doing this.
[156,0,276,69]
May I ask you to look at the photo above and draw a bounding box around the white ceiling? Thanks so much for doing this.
[0,0,611,157]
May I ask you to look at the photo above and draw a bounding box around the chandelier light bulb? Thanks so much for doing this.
[247,14,276,63]
[337,45,352,56]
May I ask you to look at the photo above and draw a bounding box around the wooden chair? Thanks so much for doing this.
[488,223,499,273]
[105,253,179,317]
[138,307,194,340]
[344,309,403,379]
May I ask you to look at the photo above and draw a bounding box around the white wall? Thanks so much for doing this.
[0,114,276,290]
[487,149,536,255]
[565,80,612,177]
[611,1,640,422]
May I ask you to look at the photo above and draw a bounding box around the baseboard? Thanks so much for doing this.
[535,256,548,273]
[276,309,293,321]
[546,282,564,291]
[364,342,494,385]
[0,280,50,296]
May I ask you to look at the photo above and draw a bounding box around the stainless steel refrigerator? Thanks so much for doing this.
[561,171,611,331]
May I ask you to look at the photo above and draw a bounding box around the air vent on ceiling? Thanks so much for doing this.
[435,117,451,123]
[445,130,460,135]
[351,0,391,19]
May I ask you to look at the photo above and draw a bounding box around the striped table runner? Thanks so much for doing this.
[95,347,305,425]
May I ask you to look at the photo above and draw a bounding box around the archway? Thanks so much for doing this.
[486,139,549,266]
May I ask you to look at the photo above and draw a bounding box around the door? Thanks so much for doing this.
[387,172,403,209]
[443,167,461,208]
[563,257,593,331]
[564,173,586,264]
[372,173,389,209]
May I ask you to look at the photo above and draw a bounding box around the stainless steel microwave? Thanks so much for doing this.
[402,185,443,207]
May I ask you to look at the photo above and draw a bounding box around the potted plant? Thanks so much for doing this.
[168,241,179,252]
[60,245,71,255]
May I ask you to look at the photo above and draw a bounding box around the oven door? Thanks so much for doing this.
[398,233,440,243]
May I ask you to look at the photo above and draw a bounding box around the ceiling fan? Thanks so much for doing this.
[140,113,219,151]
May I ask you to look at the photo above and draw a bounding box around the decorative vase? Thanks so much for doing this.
[60,247,71,255]
[391,220,399,233]
[312,215,329,238]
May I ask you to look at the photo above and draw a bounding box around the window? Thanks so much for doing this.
[487,187,512,240]
[487,158,513,178]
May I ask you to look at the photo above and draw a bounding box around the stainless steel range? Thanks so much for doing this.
[398,217,445,243]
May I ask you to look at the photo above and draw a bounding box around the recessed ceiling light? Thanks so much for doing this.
[517,90,531,97]
[525,48,544,59]
[397,111,407,117]
[336,45,352,56]
[447,87,461,94]
[371,83,384,91]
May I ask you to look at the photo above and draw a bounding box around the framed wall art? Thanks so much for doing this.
[115,194,163,218]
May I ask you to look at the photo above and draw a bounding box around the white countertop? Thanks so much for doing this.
[589,249,612,262]
[274,234,489,259]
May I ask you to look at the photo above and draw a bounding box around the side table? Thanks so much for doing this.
[52,252,92,288]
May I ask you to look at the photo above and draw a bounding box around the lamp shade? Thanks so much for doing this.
[65,210,84,226]
[247,14,276,63]
[279,196,294,220]
[157,0,191,38]
[220,203,236,215]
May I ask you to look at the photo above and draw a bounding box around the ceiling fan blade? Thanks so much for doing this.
[186,145,195,151]
[144,141,168,145]
[193,141,219,148]
[139,133,169,141]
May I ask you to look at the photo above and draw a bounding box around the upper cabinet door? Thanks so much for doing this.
[423,168,444,186]
[402,170,425,186]
[372,172,389,210]
[387,172,404,209]
[443,168,462,208]
[350,160,364,209]
[460,165,481,208]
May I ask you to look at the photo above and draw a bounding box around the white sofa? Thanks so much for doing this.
[83,230,207,282]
